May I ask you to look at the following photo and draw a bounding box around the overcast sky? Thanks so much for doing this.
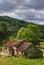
[0,0,44,25]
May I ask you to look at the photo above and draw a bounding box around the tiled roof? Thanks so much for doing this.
[3,40,23,47]
[17,42,32,52]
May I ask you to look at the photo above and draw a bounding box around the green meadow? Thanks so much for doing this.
[0,57,44,65]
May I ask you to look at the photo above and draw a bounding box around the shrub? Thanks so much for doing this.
[25,46,43,59]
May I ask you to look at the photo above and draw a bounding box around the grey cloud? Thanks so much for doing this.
[14,9,44,21]
[0,0,44,12]
[24,0,44,9]
[0,0,18,12]
[0,0,44,24]
[0,0,25,12]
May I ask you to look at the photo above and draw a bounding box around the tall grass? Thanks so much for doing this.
[0,57,44,65]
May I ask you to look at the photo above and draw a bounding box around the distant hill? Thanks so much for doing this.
[0,16,29,38]
[0,16,44,40]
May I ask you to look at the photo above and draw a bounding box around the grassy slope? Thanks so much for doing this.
[0,57,44,65]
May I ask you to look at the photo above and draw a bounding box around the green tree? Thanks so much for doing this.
[25,46,43,59]
[16,24,42,45]
[0,22,10,45]
[16,27,26,40]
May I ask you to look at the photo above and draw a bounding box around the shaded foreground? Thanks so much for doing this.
[0,57,44,65]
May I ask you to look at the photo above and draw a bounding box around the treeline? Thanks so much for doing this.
[0,16,29,38]
[0,16,44,45]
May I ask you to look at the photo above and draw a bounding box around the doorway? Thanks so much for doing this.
[12,48,14,56]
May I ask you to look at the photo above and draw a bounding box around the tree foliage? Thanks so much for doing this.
[25,46,43,59]
[0,22,10,45]
[0,16,29,38]
[0,16,44,44]
[16,24,42,45]
[16,27,26,40]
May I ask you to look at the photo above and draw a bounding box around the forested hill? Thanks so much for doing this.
[0,16,29,38]
[0,16,44,40]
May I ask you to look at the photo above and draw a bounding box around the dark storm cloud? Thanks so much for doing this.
[0,0,44,12]
[24,0,44,9]
[0,0,44,24]
[0,0,25,12]
[0,0,17,12]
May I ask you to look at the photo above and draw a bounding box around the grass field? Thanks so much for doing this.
[0,57,44,65]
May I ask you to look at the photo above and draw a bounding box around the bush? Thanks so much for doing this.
[25,46,43,59]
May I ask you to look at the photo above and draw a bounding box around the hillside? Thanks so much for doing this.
[0,16,44,40]
[0,16,29,38]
